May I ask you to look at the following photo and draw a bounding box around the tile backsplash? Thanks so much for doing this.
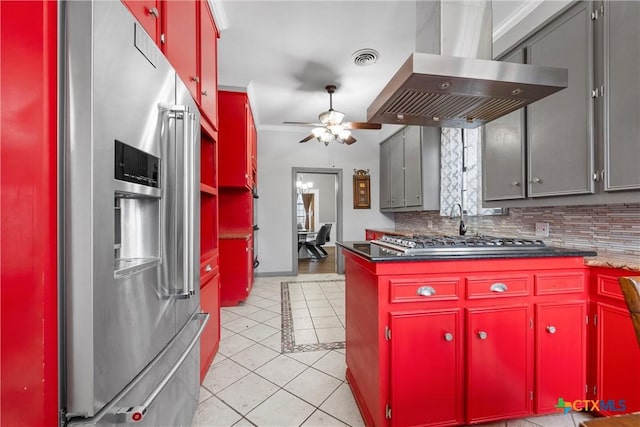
[395,203,640,257]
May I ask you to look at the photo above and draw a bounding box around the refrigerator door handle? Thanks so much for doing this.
[66,312,210,425]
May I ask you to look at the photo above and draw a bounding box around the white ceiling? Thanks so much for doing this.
[217,1,529,139]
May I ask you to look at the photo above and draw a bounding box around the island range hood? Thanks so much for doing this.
[367,1,568,128]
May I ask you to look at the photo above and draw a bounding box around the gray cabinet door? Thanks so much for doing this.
[380,141,392,209]
[482,49,526,201]
[389,132,405,208]
[527,3,594,197]
[403,126,422,207]
[603,1,640,191]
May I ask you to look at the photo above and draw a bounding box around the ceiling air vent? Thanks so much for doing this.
[352,48,379,66]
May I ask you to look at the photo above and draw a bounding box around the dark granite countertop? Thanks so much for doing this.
[337,241,597,262]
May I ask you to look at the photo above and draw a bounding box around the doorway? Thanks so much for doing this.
[291,167,343,276]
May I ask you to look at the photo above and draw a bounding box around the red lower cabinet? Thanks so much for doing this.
[200,273,220,381]
[595,302,640,415]
[466,305,533,424]
[390,310,463,427]
[219,235,253,306]
[535,302,587,413]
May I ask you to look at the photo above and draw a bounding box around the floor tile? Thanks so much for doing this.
[202,358,250,393]
[198,386,213,403]
[525,414,575,426]
[312,351,346,380]
[315,327,345,343]
[231,418,256,427]
[244,296,276,309]
[264,302,282,314]
[221,310,243,325]
[306,298,331,308]
[192,395,242,427]
[211,351,227,366]
[246,389,315,427]
[291,308,311,318]
[263,316,282,329]
[285,350,329,366]
[220,326,235,340]
[506,419,537,426]
[319,383,365,427]
[312,315,342,329]
[238,323,279,342]
[218,334,255,357]
[217,372,280,415]
[571,412,594,425]
[294,329,319,345]
[292,317,314,329]
[223,303,262,317]
[223,316,260,333]
[308,306,335,317]
[290,300,310,309]
[258,331,282,352]
[231,343,280,371]
[284,367,342,406]
[244,309,280,323]
[254,354,308,386]
[301,409,348,427]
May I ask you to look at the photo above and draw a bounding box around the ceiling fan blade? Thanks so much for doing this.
[299,134,315,143]
[343,122,382,130]
[283,121,323,127]
[344,135,357,145]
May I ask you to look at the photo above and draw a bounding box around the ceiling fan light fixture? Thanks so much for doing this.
[338,129,351,140]
[328,124,345,135]
[311,127,326,137]
[319,110,345,126]
[318,131,333,144]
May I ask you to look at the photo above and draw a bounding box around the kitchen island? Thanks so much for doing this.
[338,240,599,427]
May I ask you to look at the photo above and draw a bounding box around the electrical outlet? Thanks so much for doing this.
[535,222,550,237]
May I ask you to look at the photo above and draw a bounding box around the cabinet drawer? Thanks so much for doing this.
[389,277,461,303]
[535,272,585,295]
[466,274,531,299]
[596,274,625,301]
[200,253,219,285]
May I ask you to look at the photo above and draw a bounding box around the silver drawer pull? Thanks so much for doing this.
[546,325,557,334]
[204,264,212,272]
[416,286,436,297]
[444,332,453,342]
[478,331,488,340]
[490,283,508,293]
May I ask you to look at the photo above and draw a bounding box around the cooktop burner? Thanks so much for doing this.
[372,234,547,255]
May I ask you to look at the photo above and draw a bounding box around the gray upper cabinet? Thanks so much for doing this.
[600,1,640,191]
[379,126,440,212]
[527,2,594,198]
[482,49,526,201]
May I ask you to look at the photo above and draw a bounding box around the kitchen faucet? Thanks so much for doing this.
[450,203,468,236]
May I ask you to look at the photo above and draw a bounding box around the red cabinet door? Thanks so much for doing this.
[162,0,198,99]
[121,0,160,44]
[390,309,464,427]
[219,236,251,306]
[199,3,218,129]
[467,305,533,423]
[535,302,587,413]
[200,273,220,382]
[219,91,251,188]
[596,302,640,415]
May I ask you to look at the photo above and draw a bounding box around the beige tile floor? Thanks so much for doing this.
[192,273,594,427]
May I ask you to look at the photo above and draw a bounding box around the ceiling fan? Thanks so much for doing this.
[284,85,382,145]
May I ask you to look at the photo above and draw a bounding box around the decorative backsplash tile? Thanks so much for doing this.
[396,203,640,257]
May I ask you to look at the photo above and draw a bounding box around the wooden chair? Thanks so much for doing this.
[618,276,640,347]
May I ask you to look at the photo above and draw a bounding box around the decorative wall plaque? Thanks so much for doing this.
[353,169,371,209]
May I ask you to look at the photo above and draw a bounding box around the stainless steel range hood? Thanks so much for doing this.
[367,1,568,129]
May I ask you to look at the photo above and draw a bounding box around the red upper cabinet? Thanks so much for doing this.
[219,91,255,189]
[199,4,219,130]
[121,0,161,44]
[162,0,198,100]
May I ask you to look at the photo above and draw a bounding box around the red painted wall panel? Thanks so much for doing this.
[0,1,58,425]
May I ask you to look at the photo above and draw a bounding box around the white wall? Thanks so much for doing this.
[255,127,395,275]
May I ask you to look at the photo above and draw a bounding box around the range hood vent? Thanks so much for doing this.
[367,1,568,129]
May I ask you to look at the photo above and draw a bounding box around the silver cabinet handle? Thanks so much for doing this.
[191,76,200,83]
[148,7,159,18]
[416,286,436,297]
[444,332,453,342]
[478,331,488,340]
[490,283,508,293]
[546,325,557,334]
[511,181,521,186]
[202,90,208,96]
[205,264,212,272]
[531,177,542,184]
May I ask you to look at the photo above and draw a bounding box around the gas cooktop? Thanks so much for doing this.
[372,234,548,255]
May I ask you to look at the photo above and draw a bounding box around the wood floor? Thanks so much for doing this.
[297,246,336,274]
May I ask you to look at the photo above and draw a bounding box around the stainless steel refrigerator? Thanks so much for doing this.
[62,1,208,425]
